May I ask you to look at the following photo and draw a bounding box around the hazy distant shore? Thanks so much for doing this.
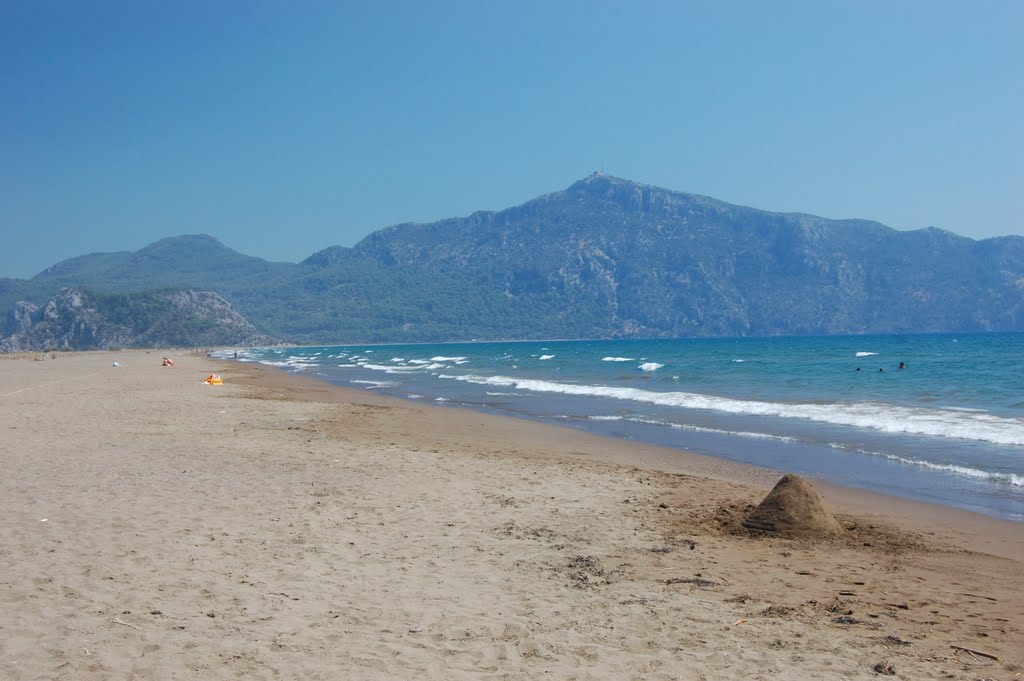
[1,349,1020,679]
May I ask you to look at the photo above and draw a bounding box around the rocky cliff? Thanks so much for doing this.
[0,288,272,352]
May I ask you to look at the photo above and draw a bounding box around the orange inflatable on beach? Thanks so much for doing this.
[204,373,223,385]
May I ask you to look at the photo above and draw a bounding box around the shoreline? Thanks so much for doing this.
[235,335,1024,526]
[241,357,1024,562]
[2,349,1021,679]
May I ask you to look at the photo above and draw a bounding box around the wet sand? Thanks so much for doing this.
[1,350,1021,680]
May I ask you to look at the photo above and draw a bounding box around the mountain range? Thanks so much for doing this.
[2,174,1022,350]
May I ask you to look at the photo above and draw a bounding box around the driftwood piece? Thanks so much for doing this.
[950,644,998,661]
[112,617,140,630]
[665,577,717,587]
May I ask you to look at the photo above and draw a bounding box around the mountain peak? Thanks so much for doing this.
[564,173,708,205]
[557,172,718,217]
[567,172,639,193]
[135,234,231,256]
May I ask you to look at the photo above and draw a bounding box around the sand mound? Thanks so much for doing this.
[743,474,843,538]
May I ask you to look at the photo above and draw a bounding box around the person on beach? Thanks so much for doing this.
[162,357,174,367]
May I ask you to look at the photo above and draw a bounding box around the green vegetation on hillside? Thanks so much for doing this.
[3,177,1023,348]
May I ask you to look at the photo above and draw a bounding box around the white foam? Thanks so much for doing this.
[441,374,1024,447]
[602,357,634,362]
[639,362,663,371]
[850,448,1024,487]
[855,351,878,357]
[357,363,422,374]
[591,414,800,443]
[351,380,395,389]
[666,421,798,442]
[260,356,318,371]
[539,355,555,360]
[431,356,467,362]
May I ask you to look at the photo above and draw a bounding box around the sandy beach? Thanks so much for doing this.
[1,350,1021,680]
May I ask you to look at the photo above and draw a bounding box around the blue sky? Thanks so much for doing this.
[1,1,1021,278]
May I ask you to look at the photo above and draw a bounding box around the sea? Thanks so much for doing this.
[221,333,1024,522]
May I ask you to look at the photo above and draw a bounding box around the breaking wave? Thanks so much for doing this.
[439,374,1024,447]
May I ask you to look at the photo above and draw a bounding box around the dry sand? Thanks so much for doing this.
[1,350,1021,680]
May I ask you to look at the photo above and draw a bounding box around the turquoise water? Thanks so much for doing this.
[228,333,1024,521]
